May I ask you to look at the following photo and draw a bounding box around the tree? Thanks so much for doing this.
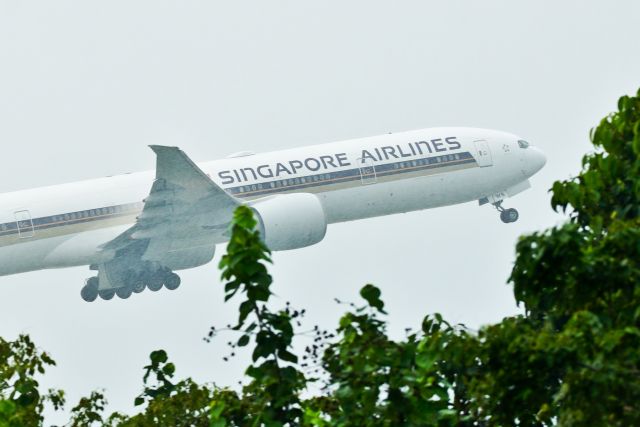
[490,88,640,425]
[208,206,307,426]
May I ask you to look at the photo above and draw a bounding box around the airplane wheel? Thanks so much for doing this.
[500,208,519,223]
[164,273,181,291]
[116,286,132,299]
[99,289,115,300]
[147,274,163,292]
[132,281,145,294]
[81,277,99,302]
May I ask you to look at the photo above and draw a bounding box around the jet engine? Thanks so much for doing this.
[250,193,327,251]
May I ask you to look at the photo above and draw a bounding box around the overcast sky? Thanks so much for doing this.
[1,1,639,424]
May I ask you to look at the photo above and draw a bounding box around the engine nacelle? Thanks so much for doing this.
[250,193,327,251]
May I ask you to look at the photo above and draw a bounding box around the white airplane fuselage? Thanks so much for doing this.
[0,127,546,279]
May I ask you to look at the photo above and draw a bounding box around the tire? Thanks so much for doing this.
[116,286,132,299]
[80,277,99,302]
[99,289,115,301]
[125,270,145,294]
[500,210,510,223]
[506,208,519,223]
[147,274,163,292]
[132,281,145,294]
[164,273,181,291]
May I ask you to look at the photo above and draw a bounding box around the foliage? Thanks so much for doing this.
[317,300,469,426]
[0,335,64,427]
[68,391,108,427]
[551,90,640,230]
[489,87,640,426]
[209,205,307,426]
[100,350,217,426]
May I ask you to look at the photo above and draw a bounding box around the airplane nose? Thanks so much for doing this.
[527,147,547,175]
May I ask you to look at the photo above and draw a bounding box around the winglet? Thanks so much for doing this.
[148,145,209,185]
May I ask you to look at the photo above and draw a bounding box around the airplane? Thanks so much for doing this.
[0,127,546,302]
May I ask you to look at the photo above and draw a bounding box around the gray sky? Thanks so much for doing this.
[1,1,639,424]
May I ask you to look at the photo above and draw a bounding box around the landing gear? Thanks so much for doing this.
[82,268,182,302]
[80,277,99,302]
[493,201,519,224]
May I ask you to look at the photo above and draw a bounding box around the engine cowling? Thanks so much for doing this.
[250,193,327,251]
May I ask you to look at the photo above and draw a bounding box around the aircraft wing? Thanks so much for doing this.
[101,145,240,265]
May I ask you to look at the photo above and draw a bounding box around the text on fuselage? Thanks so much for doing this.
[218,137,461,185]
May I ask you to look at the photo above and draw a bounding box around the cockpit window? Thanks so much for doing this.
[518,139,530,149]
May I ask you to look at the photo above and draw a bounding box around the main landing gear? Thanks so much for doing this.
[493,201,519,224]
[80,269,182,302]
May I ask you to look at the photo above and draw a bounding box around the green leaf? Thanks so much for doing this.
[278,350,298,364]
[360,284,387,313]
[237,335,250,347]
[162,362,175,377]
[150,350,168,365]
[416,352,437,370]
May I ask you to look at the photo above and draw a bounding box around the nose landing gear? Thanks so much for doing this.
[493,201,519,223]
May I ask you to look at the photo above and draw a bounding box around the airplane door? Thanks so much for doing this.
[357,158,377,185]
[474,140,493,167]
[15,210,34,238]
